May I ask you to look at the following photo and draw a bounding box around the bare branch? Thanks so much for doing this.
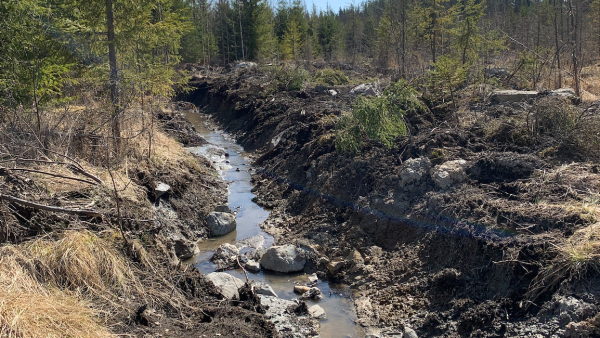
[0,193,102,217]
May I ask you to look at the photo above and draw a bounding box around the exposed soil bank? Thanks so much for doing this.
[182,67,600,337]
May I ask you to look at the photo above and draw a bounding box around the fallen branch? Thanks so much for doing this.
[0,193,102,217]
[2,158,104,185]
[3,167,98,185]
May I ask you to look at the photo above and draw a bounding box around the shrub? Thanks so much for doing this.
[335,79,425,153]
[314,68,349,86]
[264,64,310,92]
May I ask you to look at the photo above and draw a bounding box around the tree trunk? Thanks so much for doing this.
[432,0,437,63]
[569,0,580,96]
[554,0,562,88]
[105,0,120,156]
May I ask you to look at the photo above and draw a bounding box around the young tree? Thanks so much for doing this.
[282,17,303,60]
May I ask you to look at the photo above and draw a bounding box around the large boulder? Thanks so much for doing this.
[260,245,306,273]
[206,212,237,237]
[490,90,538,103]
[205,272,245,300]
[430,159,469,189]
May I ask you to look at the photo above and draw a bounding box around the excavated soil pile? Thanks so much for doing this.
[183,66,600,337]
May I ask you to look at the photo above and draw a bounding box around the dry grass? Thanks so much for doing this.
[527,223,600,305]
[0,230,189,337]
[1,231,144,314]
[0,250,114,338]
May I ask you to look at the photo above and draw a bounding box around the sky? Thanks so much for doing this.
[309,0,353,12]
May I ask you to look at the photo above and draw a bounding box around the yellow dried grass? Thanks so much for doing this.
[0,254,113,338]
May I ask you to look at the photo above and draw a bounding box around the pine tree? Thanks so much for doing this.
[282,17,302,60]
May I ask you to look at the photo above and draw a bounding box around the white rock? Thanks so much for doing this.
[549,87,577,99]
[403,327,418,338]
[430,159,469,189]
[328,89,338,96]
[206,212,237,237]
[350,83,381,97]
[206,272,245,300]
[236,61,256,68]
[490,90,538,103]
[308,304,326,319]
[308,273,318,283]
[155,182,171,199]
[400,157,431,185]
[260,245,306,273]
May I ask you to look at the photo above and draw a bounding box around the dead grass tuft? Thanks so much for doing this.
[1,231,144,314]
[0,253,113,338]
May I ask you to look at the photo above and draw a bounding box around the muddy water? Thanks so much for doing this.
[185,113,364,338]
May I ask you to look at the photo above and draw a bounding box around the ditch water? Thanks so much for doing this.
[184,112,364,338]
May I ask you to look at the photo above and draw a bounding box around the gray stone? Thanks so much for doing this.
[214,205,232,213]
[308,304,326,319]
[206,212,237,237]
[173,237,199,259]
[236,61,257,68]
[212,243,239,262]
[205,272,245,300]
[245,259,261,273]
[490,90,538,103]
[255,283,278,297]
[400,157,431,185]
[300,287,323,300]
[270,131,287,150]
[430,159,469,189]
[258,295,319,337]
[351,83,382,97]
[308,273,318,283]
[155,182,171,199]
[260,245,306,273]
[403,327,418,338]
[550,88,577,99]
[235,234,265,250]
[328,89,338,96]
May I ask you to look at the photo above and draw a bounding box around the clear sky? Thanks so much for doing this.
[308,0,353,12]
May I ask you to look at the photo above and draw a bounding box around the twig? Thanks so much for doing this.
[0,193,102,217]
[236,256,249,284]
[169,264,190,300]
[105,140,129,246]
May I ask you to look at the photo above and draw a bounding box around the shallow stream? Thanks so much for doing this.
[185,113,364,338]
